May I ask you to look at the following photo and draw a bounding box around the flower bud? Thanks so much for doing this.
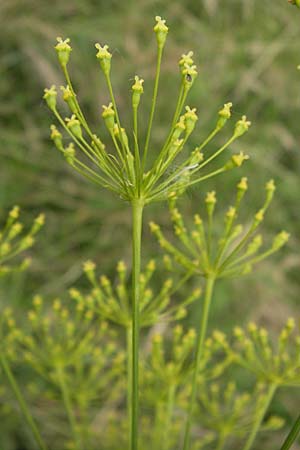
[182,64,198,88]
[168,139,183,158]
[43,85,57,111]
[61,85,77,114]
[55,37,72,67]
[237,176,248,192]
[179,51,194,68]
[65,115,82,140]
[184,106,198,135]
[225,206,236,228]
[117,260,127,275]
[132,75,144,109]
[189,147,204,166]
[8,223,23,240]
[83,260,96,283]
[272,231,290,250]
[236,176,248,203]
[265,179,276,206]
[205,191,217,216]
[153,16,168,48]
[217,102,232,129]
[63,143,76,165]
[171,116,185,141]
[9,206,20,220]
[50,125,64,151]
[102,102,115,130]
[113,124,129,148]
[254,209,264,225]
[31,214,45,234]
[234,115,251,137]
[149,221,160,233]
[95,43,112,76]
[246,234,263,256]
[225,152,249,169]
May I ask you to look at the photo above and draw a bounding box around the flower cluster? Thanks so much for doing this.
[70,260,201,328]
[150,178,289,279]
[139,326,233,450]
[44,17,251,204]
[0,206,44,276]
[230,319,300,387]
[195,381,284,448]
[3,295,125,448]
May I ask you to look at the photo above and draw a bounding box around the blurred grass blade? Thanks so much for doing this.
[280,414,300,450]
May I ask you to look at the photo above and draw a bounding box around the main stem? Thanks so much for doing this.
[131,199,144,450]
[182,275,215,450]
[242,383,277,450]
[127,325,133,450]
[0,354,48,450]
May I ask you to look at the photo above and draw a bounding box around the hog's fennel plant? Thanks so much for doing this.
[43,16,252,450]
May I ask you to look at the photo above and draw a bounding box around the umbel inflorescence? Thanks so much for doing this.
[43,16,251,204]
[33,13,296,450]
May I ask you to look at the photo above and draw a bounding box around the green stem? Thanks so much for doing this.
[182,275,215,450]
[280,413,300,450]
[127,325,133,450]
[56,365,83,450]
[215,431,226,450]
[131,199,144,450]
[105,75,126,154]
[242,383,277,450]
[132,105,141,193]
[143,45,163,169]
[0,354,48,450]
[162,383,176,450]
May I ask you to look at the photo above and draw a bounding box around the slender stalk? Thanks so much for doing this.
[56,365,83,450]
[142,45,163,169]
[215,431,226,450]
[127,325,133,450]
[280,413,300,450]
[162,383,176,450]
[0,354,48,450]
[131,199,144,450]
[132,105,141,193]
[242,383,277,450]
[182,275,215,450]
[105,74,126,155]
[153,400,164,449]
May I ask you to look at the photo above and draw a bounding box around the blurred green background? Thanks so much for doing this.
[0,0,299,448]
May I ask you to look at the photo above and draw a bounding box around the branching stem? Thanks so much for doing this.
[242,383,277,450]
[182,275,215,450]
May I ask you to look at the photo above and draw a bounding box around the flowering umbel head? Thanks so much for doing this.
[0,207,44,276]
[44,17,252,204]
[151,179,289,279]
[70,260,199,328]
